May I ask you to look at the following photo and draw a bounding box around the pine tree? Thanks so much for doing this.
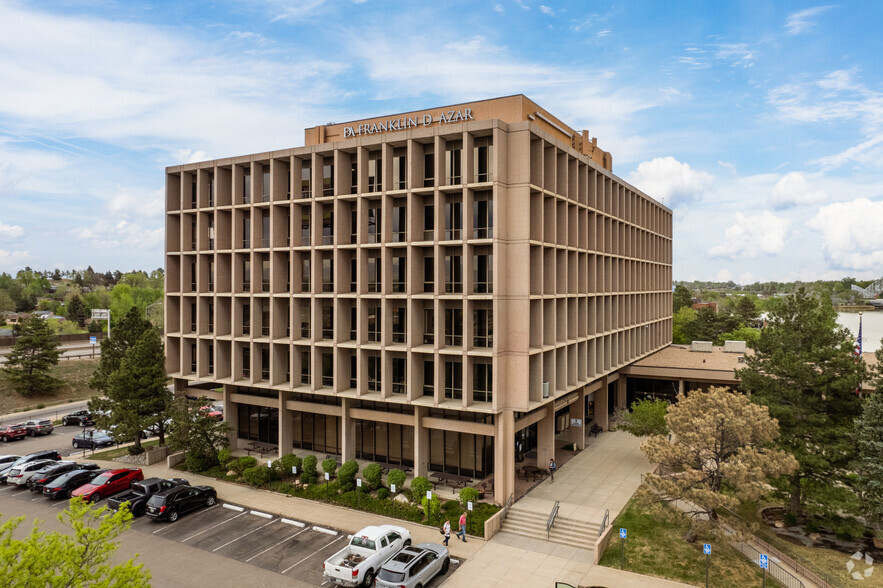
[855,342,883,535]
[737,288,866,517]
[66,294,88,328]
[2,315,62,396]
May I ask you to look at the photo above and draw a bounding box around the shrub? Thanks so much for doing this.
[185,453,216,473]
[459,487,479,507]
[232,455,257,475]
[217,448,232,467]
[302,455,318,479]
[421,494,441,521]
[377,487,390,500]
[274,454,302,479]
[321,458,338,479]
[410,476,433,503]
[387,468,406,493]
[363,463,382,490]
[127,445,145,456]
[301,474,317,485]
[243,465,275,487]
[337,460,359,492]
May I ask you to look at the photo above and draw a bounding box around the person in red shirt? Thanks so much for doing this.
[456,512,467,542]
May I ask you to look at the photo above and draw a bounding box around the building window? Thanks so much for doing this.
[391,307,406,343]
[243,302,250,335]
[349,304,357,340]
[392,201,406,242]
[350,354,357,389]
[444,201,461,240]
[300,305,310,339]
[350,258,357,292]
[261,258,270,292]
[350,160,358,194]
[367,203,381,243]
[301,162,311,198]
[423,308,434,344]
[208,217,214,250]
[208,172,215,207]
[473,362,493,403]
[190,259,196,290]
[261,210,270,248]
[391,255,406,293]
[207,259,214,292]
[392,147,407,190]
[367,151,382,192]
[423,360,434,396]
[322,304,333,340]
[474,253,492,293]
[300,209,311,246]
[208,345,214,374]
[367,255,381,292]
[392,357,406,394]
[191,343,197,372]
[445,144,461,185]
[445,308,463,346]
[423,257,434,292]
[322,206,333,245]
[191,178,197,208]
[190,301,197,332]
[473,308,493,347]
[242,346,250,378]
[242,213,251,248]
[207,301,213,333]
[350,209,358,243]
[423,152,435,187]
[322,255,333,292]
[473,196,493,239]
[261,300,270,336]
[423,204,434,241]
[323,159,334,196]
[300,257,310,292]
[444,360,462,400]
[190,218,196,250]
[300,350,310,385]
[322,352,333,387]
[444,255,462,293]
[262,165,270,202]
[367,355,381,392]
[261,346,270,380]
[367,305,381,342]
[473,137,493,183]
[243,170,251,204]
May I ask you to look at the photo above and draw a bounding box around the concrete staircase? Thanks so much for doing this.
[499,504,600,550]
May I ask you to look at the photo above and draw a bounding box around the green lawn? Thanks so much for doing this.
[599,498,783,587]
[89,439,160,461]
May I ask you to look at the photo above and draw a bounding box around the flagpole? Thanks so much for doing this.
[856,312,863,396]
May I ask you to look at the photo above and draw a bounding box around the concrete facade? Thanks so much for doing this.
[164,95,673,504]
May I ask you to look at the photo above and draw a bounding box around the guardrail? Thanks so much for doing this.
[731,540,805,588]
[546,500,560,539]
[599,508,610,537]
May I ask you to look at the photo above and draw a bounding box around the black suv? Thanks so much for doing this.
[0,450,61,484]
[146,485,217,522]
[62,410,94,427]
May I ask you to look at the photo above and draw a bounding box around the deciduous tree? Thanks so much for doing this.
[641,386,797,524]
[167,395,231,468]
[737,288,865,517]
[617,398,669,437]
[2,315,62,396]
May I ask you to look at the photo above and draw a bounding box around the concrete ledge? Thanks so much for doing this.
[593,523,615,564]
[167,451,185,468]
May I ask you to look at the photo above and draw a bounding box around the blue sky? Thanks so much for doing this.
[1,0,882,283]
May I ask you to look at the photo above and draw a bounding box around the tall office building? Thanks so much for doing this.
[164,95,672,503]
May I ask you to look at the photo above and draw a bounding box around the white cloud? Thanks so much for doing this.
[715,269,734,282]
[628,156,714,207]
[597,30,611,38]
[265,0,327,22]
[806,199,883,271]
[785,6,834,35]
[539,5,554,16]
[739,271,756,285]
[770,172,828,208]
[0,221,24,240]
[708,211,790,260]
[0,249,29,271]
[494,4,504,13]
[106,187,165,219]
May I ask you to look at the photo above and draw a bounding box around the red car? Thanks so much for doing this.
[0,424,27,443]
[72,468,144,503]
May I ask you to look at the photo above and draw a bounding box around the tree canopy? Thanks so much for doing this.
[1,315,62,397]
[617,398,669,437]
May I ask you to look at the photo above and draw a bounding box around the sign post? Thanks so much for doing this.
[91,309,111,339]
[90,336,96,357]
[703,544,711,587]
[619,528,627,570]
[759,553,768,588]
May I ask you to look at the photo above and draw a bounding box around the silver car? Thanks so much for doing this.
[376,543,450,588]
[7,460,56,486]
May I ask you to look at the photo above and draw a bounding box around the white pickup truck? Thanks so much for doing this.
[323,524,412,588]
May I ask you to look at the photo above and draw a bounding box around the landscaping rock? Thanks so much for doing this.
[226,470,236,477]
[394,493,410,504]
[809,533,821,542]
[774,521,785,528]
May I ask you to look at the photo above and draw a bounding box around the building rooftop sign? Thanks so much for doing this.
[343,109,474,138]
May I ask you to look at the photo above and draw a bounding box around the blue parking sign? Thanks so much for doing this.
[703,543,711,555]
[759,554,768,569]
[619,528,627,539]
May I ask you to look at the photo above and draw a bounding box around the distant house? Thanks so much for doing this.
[691,302,718,312]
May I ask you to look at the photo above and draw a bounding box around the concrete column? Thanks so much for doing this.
[678,379,685,396]
[341,398,356,462]
[616,375,627,411]
[569,388,586,450]
[493,409,515,505]
[414,406,430,477]
[536,407,555,474]
[277,393,291,459]
[222,384,239,449]
[596,377,609,431]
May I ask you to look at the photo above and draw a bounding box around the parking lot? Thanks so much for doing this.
[0,472,462,586]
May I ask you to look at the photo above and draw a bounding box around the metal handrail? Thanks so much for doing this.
[599,508,610,537]
[501,492,515,521]
[546,500,560,539]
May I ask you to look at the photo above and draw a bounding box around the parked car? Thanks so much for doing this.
[323,525,412,587]
[72,430,115,449]
[0,424,27,442]
[23,419,54,436]
[7,460,58,486]
[0,455,20,468]
[28,461,98,493]
[72,468,144,503]
[43,468,106,499]
[376,543,450,588]
[0,450,62,484]
[109,478,190,517]
[145,484,217,522]
[61,410,94,427]
[200,404,223,420]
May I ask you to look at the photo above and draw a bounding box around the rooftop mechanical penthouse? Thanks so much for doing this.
[164,94,673,504]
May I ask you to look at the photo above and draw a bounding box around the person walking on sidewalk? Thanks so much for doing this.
[549,457,557,483]
[456,512,467,542]
[443,520,451,546]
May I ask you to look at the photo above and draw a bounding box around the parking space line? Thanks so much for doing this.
[245,527,311,563]
[211,518,278,552]
[30,495,43,501]
[281,535,344,575]
[179,510,246,541]
[151,503,222,534]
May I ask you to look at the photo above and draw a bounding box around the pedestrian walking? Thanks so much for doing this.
[442,520,451,546]
[456,512,467,542]
[549,457,556,483]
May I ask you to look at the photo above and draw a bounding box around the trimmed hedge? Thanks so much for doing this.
[243,465,276,487]
[387,468,406,492]
[337,460,359,492]
[459,487,479,507]
[321,458,338,478]
[410,476,433,503]
[363,463,382,490]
